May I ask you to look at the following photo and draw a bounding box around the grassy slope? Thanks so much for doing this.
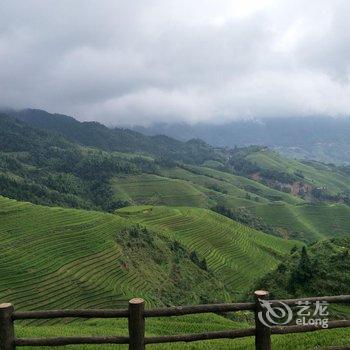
[0,196,136,310]
[111,174,212,207]
[111,167,279,210]
[110,164,303,211]
[246,149,350,195]
[149,166,350,243]
[117,206,299,293]
[0,196,230,311]
[251,202,350,242]
[171,165,303,204]
[0,194,297,307]
[145,165,350,242]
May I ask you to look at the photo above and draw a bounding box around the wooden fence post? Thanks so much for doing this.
[0,303,15,350]
[128,298,145,350]
[254,290,271,350]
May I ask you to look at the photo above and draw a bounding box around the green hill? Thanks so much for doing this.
[0,196,230,310]
[0,195,300,310]
[2,110,350,244]
[7,109,222,165]
[117,206,299,293]
[250,202,350,242]
[245,149,350,196]
[111,174,212,207]
[159,165,303,205]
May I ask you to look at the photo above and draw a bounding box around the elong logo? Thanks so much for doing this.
[257,299,329,329]
[258,299,293,327]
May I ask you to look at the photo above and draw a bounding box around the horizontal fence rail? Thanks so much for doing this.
[1,291,349,350]
[13,309,130,320]
[15,336,130,347]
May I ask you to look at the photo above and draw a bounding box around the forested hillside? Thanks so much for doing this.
[257,238,350,299]
[6,109,221,164]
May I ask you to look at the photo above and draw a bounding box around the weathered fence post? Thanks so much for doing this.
[128,298,145,350]
[0,303,15,350]
[254,290,271,350]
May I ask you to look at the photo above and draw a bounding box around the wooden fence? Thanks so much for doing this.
[1,291,350,350]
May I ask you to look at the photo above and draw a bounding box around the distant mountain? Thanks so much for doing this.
[133,117,350,164]
[5,109,222,165]
[0,110,223,211]
[0,112,71,153]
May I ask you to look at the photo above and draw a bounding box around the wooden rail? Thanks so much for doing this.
[1,291,349,350]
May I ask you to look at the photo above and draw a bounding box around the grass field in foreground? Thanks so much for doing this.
[15,315,350,350]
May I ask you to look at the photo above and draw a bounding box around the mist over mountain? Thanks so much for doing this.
[133,116,350,164]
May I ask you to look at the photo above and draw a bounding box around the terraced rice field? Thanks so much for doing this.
[2,197,348,349]
[111,166,303,215]
[246,149,350,195]
[251,202,350,242]
[117,206,299,293]
[178,165,303,205]
[160,167,252,197]
[111,174,211,207]
[0,196,155,311]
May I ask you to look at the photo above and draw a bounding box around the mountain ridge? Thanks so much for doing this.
[132,116,350,164]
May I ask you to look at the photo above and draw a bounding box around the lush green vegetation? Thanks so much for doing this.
[251,202,350,242]
[257,238,350,299]
[111,174,211,207]
[0,196,228,310]
[116,206,299,294]
[212,205,284,238]
[0,113,161,211]
[1,109,350,349]
[15,316,350,350]
[0,194,299,310]
[0,112,223,212]
[245,148,350,196]
[167,164,303,205]
[7,109,222,165]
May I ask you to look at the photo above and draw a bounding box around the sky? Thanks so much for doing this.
[1,0,350,126]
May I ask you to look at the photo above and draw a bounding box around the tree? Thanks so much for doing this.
[289,247,313,289]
